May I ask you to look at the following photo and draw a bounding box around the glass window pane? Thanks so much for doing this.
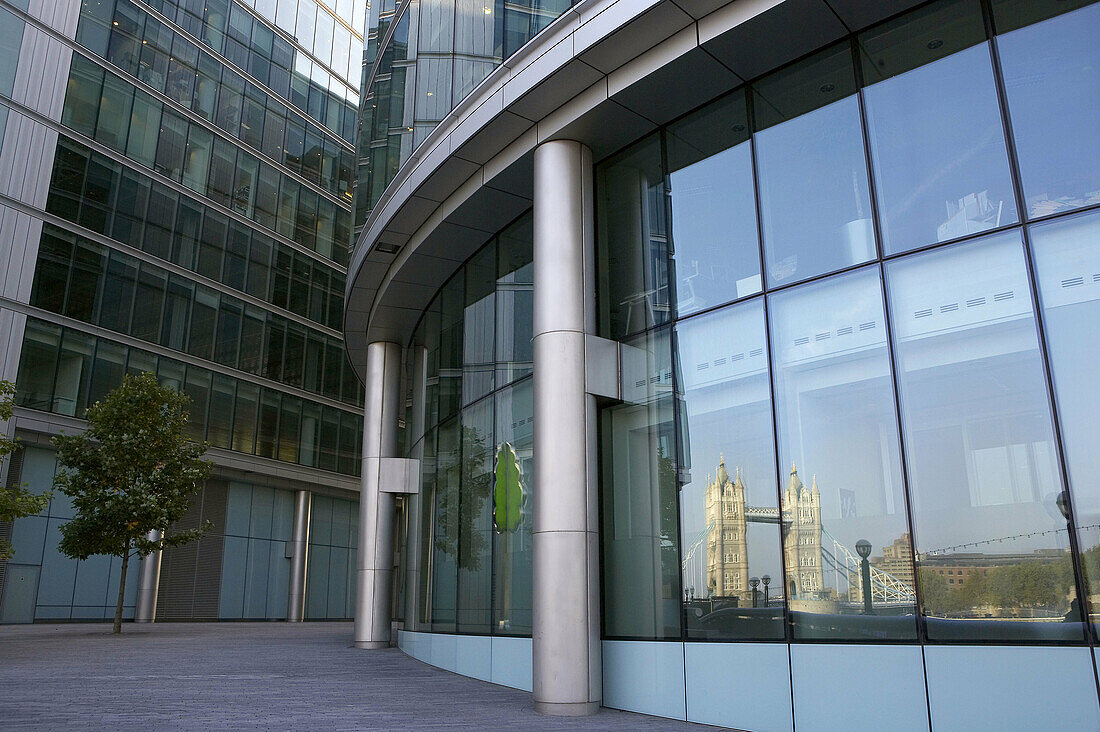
[55,330,95,416]
[886,232,1083,642]
[208,374,235,449]
[94,73,133,152]
[15,320,61,412]
[1028,210,1100,639]
[770,267,917,640]
[431,416,460,631]
[126,90,162,168]
[998,2,1100,218]
[493,379,533,635]
[600,327,682,639]
[667,91,760,317]
[457,399,493,633]
[62,55,103,138]
[753,46,874,286]
[88,341,127,410]
[495,215,533,386]
[463,242,495,404]
[182,125,213,193]
[676,300,785,640]
[861,2,1016,254]
[183,366,212,442]
[596,134,669,339]
[98,251,138,333]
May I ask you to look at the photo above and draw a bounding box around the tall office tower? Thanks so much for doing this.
[0,0,367,623]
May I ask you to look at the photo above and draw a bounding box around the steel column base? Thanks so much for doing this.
[354,640,390,650]
[534,701,600,717]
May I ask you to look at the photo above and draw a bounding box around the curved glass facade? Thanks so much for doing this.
[401,212,534,635]
[597,0,1100,645]
[354,0,576,229]
[394,0,1100,650]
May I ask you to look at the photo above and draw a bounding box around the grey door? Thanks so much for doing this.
[1,564,40,623]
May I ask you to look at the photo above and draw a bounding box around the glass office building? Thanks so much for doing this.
[0,0,365,623]
[347,0,1100,728]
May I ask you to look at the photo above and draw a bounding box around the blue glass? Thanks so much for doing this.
[863,43,1017,253]
[998,2,1100,218]
[1028,209,1100,637]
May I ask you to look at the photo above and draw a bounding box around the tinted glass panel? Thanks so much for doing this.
[666,91,760,317]
[676,300,785,640]
[886,232,1082,642]
[998,3,1100,218]
[753,47,875,286]
[1028,210,1100,638]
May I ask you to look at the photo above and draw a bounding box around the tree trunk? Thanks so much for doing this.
[113,541,130,634]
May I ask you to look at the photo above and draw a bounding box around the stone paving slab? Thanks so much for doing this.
[0,622,715,730]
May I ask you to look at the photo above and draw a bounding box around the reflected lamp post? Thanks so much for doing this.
[749,576,760,608]
[856,539,874,615]
[762,574,771,607]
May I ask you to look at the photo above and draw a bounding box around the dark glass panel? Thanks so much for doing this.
[600,327,682,639]
[130,265,167,343]
[431,415,460,631]
[596,134,668,339]
[54,330,95,416]
[463,241,495,405]
[15,320,61,412]
[182,366,211,441]
[207,373,235,449]
[457,399,494,633]
[278,395,301,464]
[256,389,280,459]
[232,381,259,454]
[65,240,106,323]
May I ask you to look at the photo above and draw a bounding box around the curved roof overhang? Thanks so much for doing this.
[344,0,925,380]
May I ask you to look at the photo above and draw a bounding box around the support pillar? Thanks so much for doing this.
[354,340,402,649]
[134,530,162,623]
[532,139,601,716]
[287,490,311,622]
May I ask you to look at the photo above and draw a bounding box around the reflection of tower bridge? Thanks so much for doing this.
[683,458,916,607]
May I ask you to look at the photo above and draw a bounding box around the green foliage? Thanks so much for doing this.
[53,372,214,560]
[52,372,214,632]
[493,442,523,532]
[0,380,51,560]
[920,557,1075,617]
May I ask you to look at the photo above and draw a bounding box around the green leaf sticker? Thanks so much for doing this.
[494,442,523,532]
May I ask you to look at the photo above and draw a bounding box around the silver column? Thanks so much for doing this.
[532,139,601,716]
[287,489,311,622]
[134,530,162,623]
[354,340,402,649]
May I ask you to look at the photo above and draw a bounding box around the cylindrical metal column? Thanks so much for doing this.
[134,530,162,623]
[354,340,402,649]
[532,139,601,716]
[287,489,311,622]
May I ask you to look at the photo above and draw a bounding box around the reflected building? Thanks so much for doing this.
[0,0,366,625]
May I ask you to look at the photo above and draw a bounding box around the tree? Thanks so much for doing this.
[52,372,214,633]
[0,380,50,560]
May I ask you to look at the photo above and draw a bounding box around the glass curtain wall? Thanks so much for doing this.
[597,0,1100,645]
[355,0,576,229]
[407,212,535,636]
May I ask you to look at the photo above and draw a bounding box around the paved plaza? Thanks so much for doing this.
[0,622,711,730]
